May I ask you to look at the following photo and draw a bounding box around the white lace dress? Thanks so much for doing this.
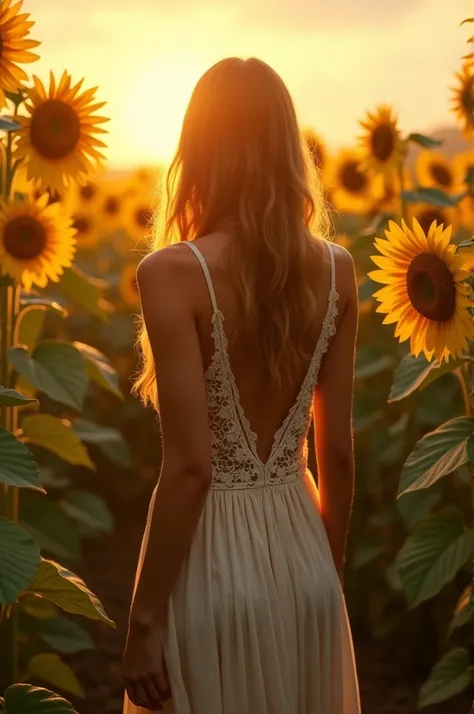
[124,240,361,714]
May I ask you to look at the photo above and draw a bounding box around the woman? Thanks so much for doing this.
[122,57,360,714]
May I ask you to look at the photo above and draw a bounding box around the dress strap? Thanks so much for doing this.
[182,241,218,313]
[327,241,336,293]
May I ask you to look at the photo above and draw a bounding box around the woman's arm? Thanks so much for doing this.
[312,245,358,581]
[129,246,213,628]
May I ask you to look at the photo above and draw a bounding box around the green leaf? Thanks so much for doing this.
[4,684,79,714]
[397,488,442,530]
[457,235,474,251]
[61,489,113,535]
[351,539,387,569]
[20,492,81,562]
[401,187,466,208]
[355,355,394,380]
[72,418,131,467]
[417,647,470,709]
[448,585,471,636]
[389,353,474,402]
[396,508,474,609]
[28,654,84,698]
[21,414,95,471]
[0,386,38,407]
[20,595,58,620]
[20,294,67,318]
[27,558,115,627]
[18,310,45,352]
[0,518,41,604]
[398,417,474,496]
[73,342,123,400]
[8,341,88,411]
[58,266,111,321]
[0,115,23,131]
[407,133,443,149]
[39,615,95,654]
[0,426,44,492]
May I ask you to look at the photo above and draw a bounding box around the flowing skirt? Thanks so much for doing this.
[123,470,360,714]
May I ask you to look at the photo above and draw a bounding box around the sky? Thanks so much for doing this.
[27,0,472,168]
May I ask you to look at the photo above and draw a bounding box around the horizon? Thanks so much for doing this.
[30,0,471,168]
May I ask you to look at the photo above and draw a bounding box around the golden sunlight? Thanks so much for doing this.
[120,52,210,166]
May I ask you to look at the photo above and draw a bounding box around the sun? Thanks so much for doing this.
[120,53,209,166]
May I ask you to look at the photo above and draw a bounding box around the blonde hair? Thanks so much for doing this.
[133,57,332,409]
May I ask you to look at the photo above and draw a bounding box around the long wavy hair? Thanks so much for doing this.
[133,57,332,409]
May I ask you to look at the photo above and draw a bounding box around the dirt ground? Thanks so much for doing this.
[69,497,473,714]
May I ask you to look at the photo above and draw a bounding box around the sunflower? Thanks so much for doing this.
[357,105,406,176]
[371,168,412,213]
[451,60,474,137]
[414,151,466,195]
[327,149,374,214]
[0,0,40,107]
[97,181,128,233]
[369,218,474,362]
[408,203,458,237]
[16,71,109,193]
[459,194,474,231]
[302,129,327,172]
[120,262,140,307]
[0,194,76,289]
[63,178,101,214]
[123,198,155,242]
[71,208,99,250]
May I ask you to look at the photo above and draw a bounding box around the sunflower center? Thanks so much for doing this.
[407,252,456,322]
[461,77,474,114]
[80,184,97,202]
[30,99,81,159]
[4,215,47,260]
[104,196,120,215]
[73,216,91,234]
[340,161,367,194]
[431,163,452,188]
[371,124,394,162]
[417,208,446,235]
[135,207,152,229]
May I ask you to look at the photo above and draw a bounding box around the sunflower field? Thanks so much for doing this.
[0,1,473,713]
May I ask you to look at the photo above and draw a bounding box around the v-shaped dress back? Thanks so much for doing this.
[124,239,361,714]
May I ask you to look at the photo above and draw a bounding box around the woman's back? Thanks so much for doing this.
[168,231,338,466]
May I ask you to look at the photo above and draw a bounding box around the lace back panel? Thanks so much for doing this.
[183,240,339,490]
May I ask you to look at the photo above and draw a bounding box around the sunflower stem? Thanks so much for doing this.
[397,160,407,222]
[455,366,473,416]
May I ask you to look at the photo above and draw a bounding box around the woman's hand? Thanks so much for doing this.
[122,619,171,711]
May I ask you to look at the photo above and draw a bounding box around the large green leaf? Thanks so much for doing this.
[448,585,471,636]
[398,417,474,496]
[21,415,95,470]
[39,615,94,654]
[4,684,79,714]
[0,386,38,407]
[397,488,442,530]
[20,492,81,562]
[402,187,466,207]
[388,353,474,402]
[27,558,115,627]
[20,294,67,318]
[0,518,41,604]
[417,647,471,709]
[28,654,84,698]
[74,342,122,399]
[18,310,46,352]
[8,341,88,411]
[58,265,111,321]
[73,418,131,467]
[20,595,58,620]
[61,489,113,535]
[396,508,474,609]
[407,133,443,149]
[0,426,44,492]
